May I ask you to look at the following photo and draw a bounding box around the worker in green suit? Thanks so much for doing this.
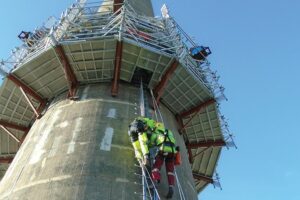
[150,122,177,199]
[128,117,156,165]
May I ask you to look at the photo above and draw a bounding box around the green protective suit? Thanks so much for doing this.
[150,127,177,153]
[129,117,157,159]
[131,133,148,159]
[136,117,156,131]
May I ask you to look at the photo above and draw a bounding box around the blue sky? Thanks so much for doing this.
[1,0,300,200]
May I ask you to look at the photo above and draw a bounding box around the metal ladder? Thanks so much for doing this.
[138,80,186,200]
[140,160,160,200]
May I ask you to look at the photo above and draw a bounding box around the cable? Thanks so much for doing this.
[150,89,187,200]
[175,169,186,200]
[150,89,164,124]
[150,90,159,121]
[139,161,161,200]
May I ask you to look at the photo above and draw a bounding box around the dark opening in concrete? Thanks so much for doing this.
[131,67,153,87]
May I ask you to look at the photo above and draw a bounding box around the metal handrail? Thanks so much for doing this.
[1,0,225,103]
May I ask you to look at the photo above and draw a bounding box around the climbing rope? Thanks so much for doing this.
[150,89,164,123]
[134,161,161,200]
[139,84,186,200]
[150,88,187,200]
[150,90,159,122]
[138,81,161,200]
[175,169,186,200]
[140,161,161,200]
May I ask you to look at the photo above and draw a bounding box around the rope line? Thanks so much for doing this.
[140,161,161,200]
[150,89,186,200]
[150,89,164,123]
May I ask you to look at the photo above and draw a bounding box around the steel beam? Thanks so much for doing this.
[187,139,226,149]
[111,41,123,97]
[179,98,216,131]
[54,45,79,98]
[192,147,209,159]
[0,157,14,164]
[19,131,29,146]
[113,0,124,14]
[187,147,193,163]
[153,59,179,103]
[36,100,47,117]
[176,114,195,163]
[0,120,29,132]
[180,98,216,118]
[7,74,44,103]
[193,173,214,183]
[175,114,185,135]
[20,87,40,118]
[0,125,21,143]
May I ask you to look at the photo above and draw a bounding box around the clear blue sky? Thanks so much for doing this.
[1,1,300,200]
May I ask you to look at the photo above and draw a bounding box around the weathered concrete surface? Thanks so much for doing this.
[0,83,197,200]
[128,0,154,17]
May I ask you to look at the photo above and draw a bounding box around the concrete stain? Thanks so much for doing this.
[100,127,114,151]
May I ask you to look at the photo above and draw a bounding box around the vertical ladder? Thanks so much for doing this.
[139,80,160,200]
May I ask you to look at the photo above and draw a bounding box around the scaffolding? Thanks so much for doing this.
[0,0,226,102]
[0,0,236,195]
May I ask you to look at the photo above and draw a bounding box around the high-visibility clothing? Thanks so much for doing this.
[155,122,165,130]
[151,127,177,187]
[128,117,156,159]
[132,140,142,159]
[136,117,156,131]
[150,128,176,153]
[138,132,149,156]
[131,134,149,159]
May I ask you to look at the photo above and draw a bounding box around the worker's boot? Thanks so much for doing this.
[166,186,174,199]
